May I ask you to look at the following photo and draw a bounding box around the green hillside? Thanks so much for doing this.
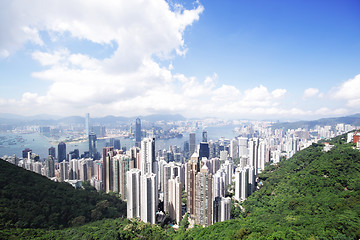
[1,133,360,239]
[0,160,126,229]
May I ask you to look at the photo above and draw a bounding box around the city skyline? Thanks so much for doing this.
[1,0,360,120]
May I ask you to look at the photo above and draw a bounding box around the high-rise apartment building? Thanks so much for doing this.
[127,168,141,219]
[140,137,156,175]
[168,176,182,224]
[189,133,196,156]
[195,165,213,226]
[140,173,158,224]
[186,152,200,216]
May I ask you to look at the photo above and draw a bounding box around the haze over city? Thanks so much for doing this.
[1,0,360,120]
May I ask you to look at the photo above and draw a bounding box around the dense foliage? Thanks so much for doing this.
[0,218,173,240]
[1,133,360,239]
[0,160,126,229]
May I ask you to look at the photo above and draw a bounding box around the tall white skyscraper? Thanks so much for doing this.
[235,167,249,201]
[238,137,248,158]
[140,173,158,224]
[213,169,226,199]
[248,138,259,174]
[127,168,141,219]
[168,176,182,224]
[85,113,90,136]
[141,137,156,175]
[230,139,239,159]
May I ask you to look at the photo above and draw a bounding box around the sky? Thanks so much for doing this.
[0,0,360,121]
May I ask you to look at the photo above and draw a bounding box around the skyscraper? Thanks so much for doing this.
[235,167,249,201]
[168,176,182,224]
[140,173,158,224]
[89,133,97,159]
[85,113,90,136]
[58,142,66,162]
[202,130,207,142]
[102,147,114,192]
[195,164,213,226]
[140,137,156,175]
[186,152,200,216]
[189,133,196,156]
[48,147,56,158]
[127,168,141,219]
[199,142,210,159]
[135,118,141,147]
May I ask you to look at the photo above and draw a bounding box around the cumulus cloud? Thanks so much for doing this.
[333,74,360,107]
[303,88,319,98]
[0,0,348,119]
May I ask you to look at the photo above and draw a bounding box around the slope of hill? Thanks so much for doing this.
[0,160,126,229]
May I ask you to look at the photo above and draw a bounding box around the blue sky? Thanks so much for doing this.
[0,0,360,120]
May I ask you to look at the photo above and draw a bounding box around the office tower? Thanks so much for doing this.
[135,118,141,147]
[202,130,207,142]
[92,126,101,137]
[140,137,156,175]
[58,142,67,162]
[183,141,189,159]
[69,149,79,159]
[100,126,106,138]
[238,137,248,158]
[85,113,90,136]
[114,139,121,150]
[45,156,55,178]
[22,148,32,159]
[127,168,141,219]
[102,147,114,192]
[168,176,182,224]
[89,133,97,159]
[189,133,196,156]
[230,139,239,159]
[235,168,249,201]
[214,196,230,223]
[186,152,200,216]
[195,165,213,226]
[48,147,56,158]
[140,173,158,224]
[199,142,210,160]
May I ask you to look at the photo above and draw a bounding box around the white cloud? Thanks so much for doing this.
[0,0,353,120]
[333,74,360,107]
[303,88,319,98]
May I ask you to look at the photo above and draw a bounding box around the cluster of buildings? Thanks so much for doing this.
[2,116,359,227]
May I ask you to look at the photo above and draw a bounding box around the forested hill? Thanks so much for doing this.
[179,134,360,239]
[0,159,126,229]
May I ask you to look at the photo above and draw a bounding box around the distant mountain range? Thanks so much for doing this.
[0,113,187,126]
[271,113,360,130]
[1,112,360,129]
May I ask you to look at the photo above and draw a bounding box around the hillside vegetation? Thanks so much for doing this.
[0,160,126,229]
